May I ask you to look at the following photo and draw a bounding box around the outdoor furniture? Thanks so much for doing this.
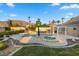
[66,39,76,45]
[74,39,79,43]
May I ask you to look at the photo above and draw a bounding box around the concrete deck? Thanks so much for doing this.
[5,34,79,47]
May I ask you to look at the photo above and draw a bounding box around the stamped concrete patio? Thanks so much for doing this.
[9,34,69,47]
[4,33,79,48]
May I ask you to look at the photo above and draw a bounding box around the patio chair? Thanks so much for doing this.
[66,39,76,45]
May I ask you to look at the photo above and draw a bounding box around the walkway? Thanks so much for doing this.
[1,34,79,56]
[0,46,19,56]
[11,34,68,47]
[0,38,21,56]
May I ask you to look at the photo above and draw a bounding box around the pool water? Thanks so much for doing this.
[44,36,56,40]
[43,36,57,41]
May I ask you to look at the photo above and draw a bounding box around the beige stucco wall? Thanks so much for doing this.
[11,27,25,31]
[67,27,79,37]
[35,27,51,32]
[0,27,5,32]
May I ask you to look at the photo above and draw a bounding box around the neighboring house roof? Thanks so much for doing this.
[0,19,34,27]
[0,21,9,27]
[10,20,34,26]
[48,23,57,27]
[60,16,79,27]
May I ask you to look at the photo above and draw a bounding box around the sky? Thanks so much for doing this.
[0,3,79,24]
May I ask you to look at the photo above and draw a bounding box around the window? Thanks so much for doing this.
[73,28,76,30]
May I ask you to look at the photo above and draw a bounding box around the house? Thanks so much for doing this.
[9,20,33,27]
[48,23,57,34]
[35,23,57,34]
[35,27,51,33]
[11,27,26,31]
[0,21,9,27]
[0,21,9,32]
[0,19,34,31]
[0,27,5,32]
[57,16,79,37]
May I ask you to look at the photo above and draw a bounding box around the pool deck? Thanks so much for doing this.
[1,34,79,56]
[6,34,79,47]
[28,35,67,47]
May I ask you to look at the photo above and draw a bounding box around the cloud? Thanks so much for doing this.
[6,3,15,7]
[60,4,79,9]
[64,13,73,19]
[10,14,16,17]
[64,15,70,18]
[67,13,73,16]
[51,3,60,6]
[0,10,3,13]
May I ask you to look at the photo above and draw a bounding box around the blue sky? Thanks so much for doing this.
[0,3,79,23]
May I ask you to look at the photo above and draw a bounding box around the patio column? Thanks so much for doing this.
[65,27,67,36]
[53,26,54,34]
[57,27,59,36]
[49,25,51,35]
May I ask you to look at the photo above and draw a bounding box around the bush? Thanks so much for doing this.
[27,26,36,31]
[0,41,8,50]
[13,30,24,34]
[0,30,25,37]
[5,27,11,31]
[0,39,3,41]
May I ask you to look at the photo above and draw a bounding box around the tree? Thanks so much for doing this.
[28,16,31,23]
[5,27,11,31]
[56,20,60,25]
[61,18,64,24]
[70,18,74,23]
[8,20,12,26]
[41,23,49,27]
[52,20,56,24]
[28,16,31,27]
[27,25,36,31]
[36,18,41,36]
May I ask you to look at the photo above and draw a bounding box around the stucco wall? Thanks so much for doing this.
[35,27,50,32]
[67,27,79,37]
[11,27,25,31]
[0,27,5,32]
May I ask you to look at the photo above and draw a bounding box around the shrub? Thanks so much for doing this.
[0,30,25,37]
[5,27,11,31]
[27,26,36,31]
[0,41,8,50]
[0,39,3,41]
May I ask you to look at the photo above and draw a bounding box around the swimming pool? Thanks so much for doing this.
[44,36,57,41]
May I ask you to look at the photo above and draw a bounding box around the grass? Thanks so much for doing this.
[13,45,79,56]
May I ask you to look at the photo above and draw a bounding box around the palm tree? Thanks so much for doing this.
[28,16,31,27]
[70,18,74,23]
[36,18,41,36]
[28,16,31,22]
[56,20,60,25]
[52,20,56,24]
[8,19,12,26]
[61,18,64,24]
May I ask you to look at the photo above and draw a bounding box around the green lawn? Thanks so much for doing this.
[13,45,79,56]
